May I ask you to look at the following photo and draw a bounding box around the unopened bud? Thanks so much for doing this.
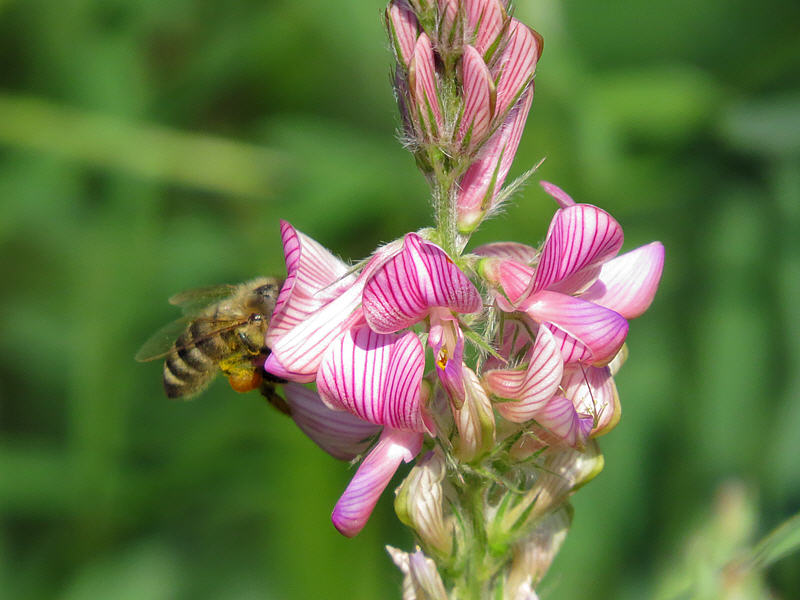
[452,366,496,462]
[395,448,454,557]
[506,506,572,593]
[387,546,449,600]
[387,0,420,69]
[408,33,444,143]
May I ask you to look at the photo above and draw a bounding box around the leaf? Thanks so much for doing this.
[747,511,800,569]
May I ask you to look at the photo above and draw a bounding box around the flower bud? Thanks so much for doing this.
[387,0,420,69]
[408,33,444,143]
[452,366,496,462]
[506,506,572,593]
[395,448,454,557]
[387,546,449,600]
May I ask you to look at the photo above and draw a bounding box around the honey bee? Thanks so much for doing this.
[136,277,286,407]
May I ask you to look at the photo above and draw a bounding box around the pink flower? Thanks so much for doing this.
[482,183,663,367]
[362,232,482,407]
[265,225,485,536]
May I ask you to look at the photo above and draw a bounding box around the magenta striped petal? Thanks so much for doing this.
[531,204,624,294]
[493,20,541,119]
[429,312,466,408]
[458,45,495,152]
[317,327,430,432]
[524,291,629,366]
[386,0,419,68]
[534,395,593,447]
[264,284,364,382]
[485,326,563,422]
[267,221,355,346]
[498,259,535,306]
[540,181,576,208]
[561,365,619,435]
[283,383,381,461]
[409,33,443,139]
[580,242,665,319]
[363,233,481,334]
[473,241,538,264]
[464,0,506,56]
[332,428,423,537]
[456,86,533,231]
[483,319,534,371]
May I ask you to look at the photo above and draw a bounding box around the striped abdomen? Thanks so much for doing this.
[162,319,247,399]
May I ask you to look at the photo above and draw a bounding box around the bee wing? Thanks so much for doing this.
[168,284,239,315]
[135,317,193,362]
[135,315,249,362]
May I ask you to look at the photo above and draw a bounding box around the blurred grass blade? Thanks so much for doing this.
[748,512,800,569]
[0,93,286,199]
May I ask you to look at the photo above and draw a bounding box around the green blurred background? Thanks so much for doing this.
[1,0,799,598]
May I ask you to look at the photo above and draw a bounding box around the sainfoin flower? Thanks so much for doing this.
[265,222,486,536]
[250,1,665,596]
[480,182,664,445]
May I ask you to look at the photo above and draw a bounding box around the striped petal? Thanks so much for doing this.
[429,312,467,408]
[473,241,538,264]
[532,204,624,294]
[264,285,363,382]
[363,233,481,334]
[464,0,506,57]
[523,291,628,366]
[283,383,381,461]
[409,33,443,140]
[267,221,354,346]
[580,242,665,319]
[561,365,620,436]
[458,45,495,152]
[386,0,419,69]
[534,395,593,448]
[497,259,535,306]
[540,180,576,208]
[456,85,533,232]
[483,318,534,371]
[317,327,431,433]
[493,20,541,119]
[332,428,423,537]
[485,326,563,422]
[452,367,496,461]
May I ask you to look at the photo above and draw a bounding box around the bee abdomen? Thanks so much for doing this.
[162,326,220,399]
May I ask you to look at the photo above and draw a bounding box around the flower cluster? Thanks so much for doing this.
[261,1,664,597]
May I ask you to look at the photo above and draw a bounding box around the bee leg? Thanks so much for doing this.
[259,382,291,416]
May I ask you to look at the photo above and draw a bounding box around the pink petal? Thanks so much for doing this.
[264,285,364,382]
[531,204,624,294]
[498,259,535,306]
[524,291,629,366]
[561,365,619,435]
[386,0,419,68]
[317,327,431,433]
[456,85,533,232]
[429,312,466,408]
[534,395,593,448]
[493,20,541,119]
[473,241,538,264]
[458,45,495,152]
[409,33,443,140]
[540,181,575,208]
[485,326,563,422]
[267,221,355,346]
[363,233,481,334]
[464,0,506,56]
[332,428,423,537]
[283,383,381,461]
[580,242,665,319]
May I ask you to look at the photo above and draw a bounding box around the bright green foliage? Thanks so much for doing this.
[0,0,799,598]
